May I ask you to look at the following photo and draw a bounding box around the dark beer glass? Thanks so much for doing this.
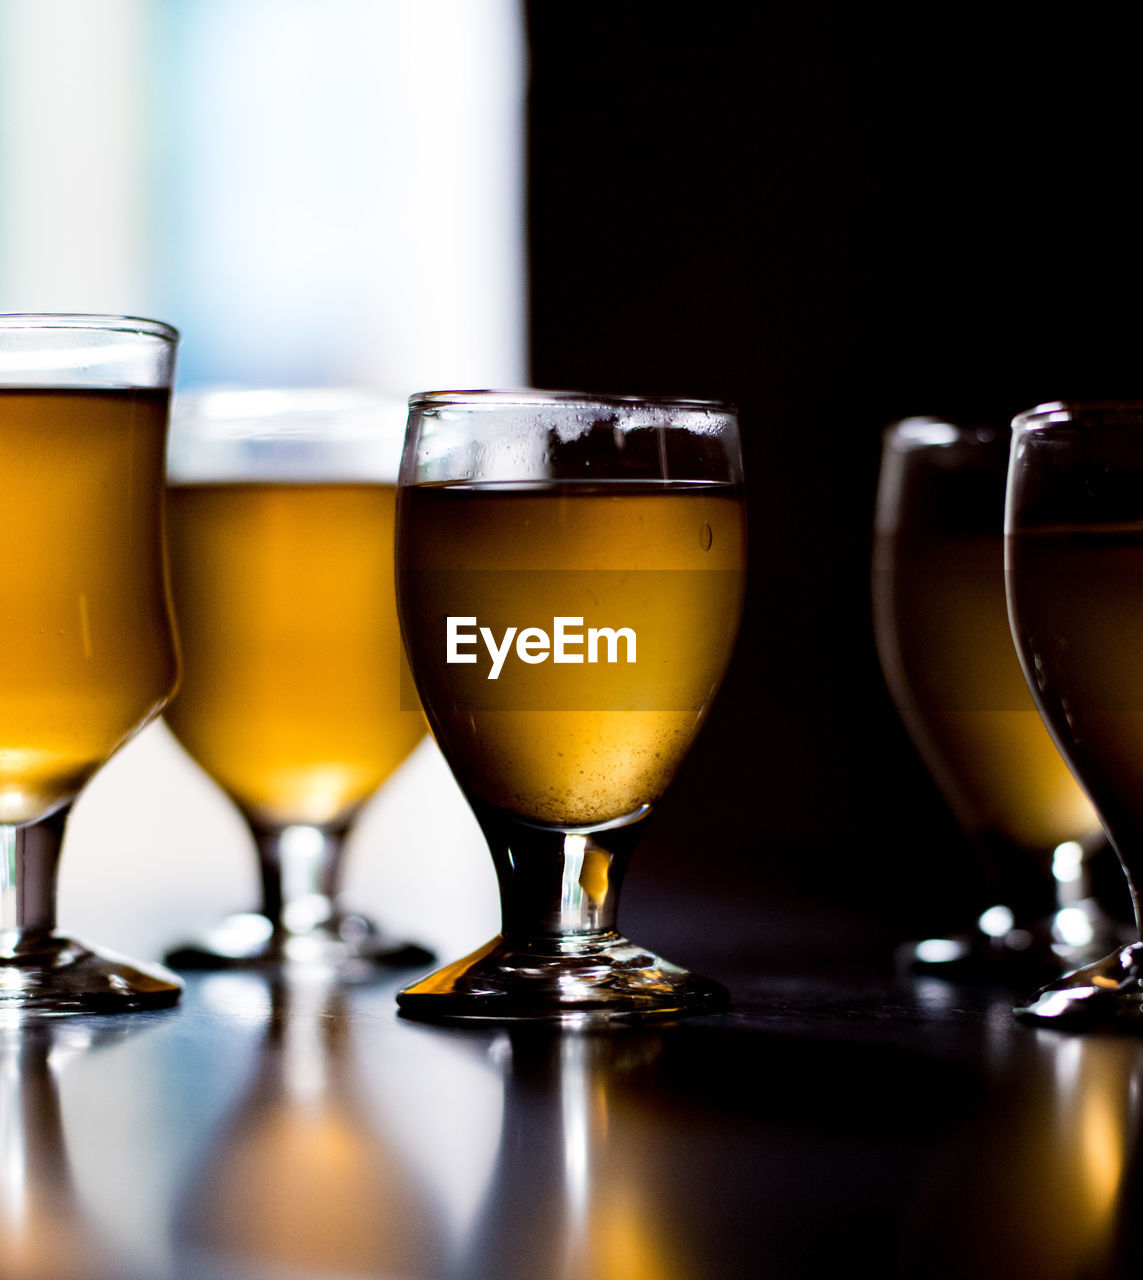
[1007,401,1143,1023]
[874,418,1109,976]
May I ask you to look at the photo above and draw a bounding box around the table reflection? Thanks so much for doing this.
[0,1020,153,1280]
[442,1027,694,1280]
[902,1027,1143,1276]
[11,970,1143,1278]
[177,970,446,1278]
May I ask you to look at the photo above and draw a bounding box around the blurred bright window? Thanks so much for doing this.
[0,0,527,391]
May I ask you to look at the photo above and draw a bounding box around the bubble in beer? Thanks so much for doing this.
[699,521,713,551]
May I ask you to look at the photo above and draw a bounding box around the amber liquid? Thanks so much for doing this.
[397,482,746,827]
[165,483,424,828]
[874,530,1098,853]
[0,387,177,825]
[1007,525,1143,861]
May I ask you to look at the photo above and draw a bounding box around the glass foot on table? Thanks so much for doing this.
[900,899,1131,984]
[898,926,1072,984]
[1015,942,1143,1026]
[897,931,1049,982]
[164,911,434,972]
[1,935,182,1014]
[396,932,729,1025]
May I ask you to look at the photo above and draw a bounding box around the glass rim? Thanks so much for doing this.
[0,312,179,342]
[408,387,737,414]
[167,386,408,482]
[884,415,1005,450]
[1010,399,1143,431]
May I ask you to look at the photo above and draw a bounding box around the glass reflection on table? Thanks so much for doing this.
[0,1020,159,1280]
[177,970,447,1278]
[433,1027,695,1280]
[900,1023,1143,1276]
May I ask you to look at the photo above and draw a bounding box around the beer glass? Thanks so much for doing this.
[395,390,747,1022]
[0,314,182,1012]
[874,419,1109,976]
[1007,401,1143,1023]
[163,390,430,969]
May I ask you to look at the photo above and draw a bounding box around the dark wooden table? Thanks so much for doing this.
[5,883,1140,1280]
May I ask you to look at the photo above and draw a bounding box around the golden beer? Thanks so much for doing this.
[874,527,1098,853]
[165,482,423,828]
[397,481,746,827]
[0,387,177,825]
[1007,525,1143,842]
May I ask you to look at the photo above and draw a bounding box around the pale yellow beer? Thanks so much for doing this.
[165,482,423,828]
[397,481,746,827]
[0,387,177,825]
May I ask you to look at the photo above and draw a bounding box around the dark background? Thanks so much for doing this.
[525,2,1143,942]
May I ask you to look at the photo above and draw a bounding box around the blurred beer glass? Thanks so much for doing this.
[162,389,430,971]
[873,417,1113,975]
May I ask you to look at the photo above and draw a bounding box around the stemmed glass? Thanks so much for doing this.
[162,390,430,970]
[1006,401,1143,1023]
[874,418,1113,977]
[0,314,182,1012]
[394,390,747,1022]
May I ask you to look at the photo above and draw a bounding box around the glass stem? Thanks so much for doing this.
[249,821,349,936]
[474,802,645,946]
[0,806,70,958]
[1118,860,1143,941]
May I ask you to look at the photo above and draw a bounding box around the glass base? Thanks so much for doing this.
[164,911,434,972]
[899,899,1131,982]
[396,932,729,1025]
[897,931,1053,982]
[1015,942,1143,1025]
[0,934,182,1014]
